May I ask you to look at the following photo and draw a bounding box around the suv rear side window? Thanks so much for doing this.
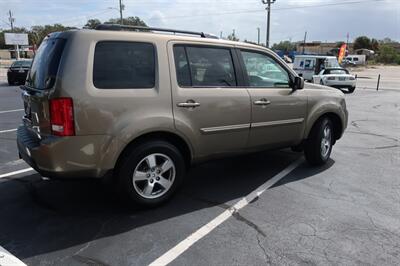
[93,41,155,89]
[173,45,237,87]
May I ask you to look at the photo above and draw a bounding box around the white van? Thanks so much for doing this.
[344,54,366,65]
[293,55,340,81]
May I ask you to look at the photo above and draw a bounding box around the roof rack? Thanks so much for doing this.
[95,24,219,39]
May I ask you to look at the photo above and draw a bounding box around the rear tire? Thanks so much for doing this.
[304,118,334,166]
[116,140,185,208]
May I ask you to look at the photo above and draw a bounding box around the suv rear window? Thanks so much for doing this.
[27,38,66,90]
[173,45,237,87]
[93,41,155,89]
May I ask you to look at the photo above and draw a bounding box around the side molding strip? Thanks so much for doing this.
[200,123,250,134]
[252,118,304,128]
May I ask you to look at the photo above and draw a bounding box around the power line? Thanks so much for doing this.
[149,0,384,21]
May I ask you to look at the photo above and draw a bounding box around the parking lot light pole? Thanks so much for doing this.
[262,0,276,48]
[119,0,124,25]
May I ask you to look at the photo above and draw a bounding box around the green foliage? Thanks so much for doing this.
[376,44,400,65]
[105,16,147,27]
[84,19,101,29]
[353,36,372,50]
[271,41,296,52]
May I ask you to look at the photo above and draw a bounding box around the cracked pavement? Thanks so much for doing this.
[0,66,399,266]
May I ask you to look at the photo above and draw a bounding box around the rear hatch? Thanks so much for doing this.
[21,33,67,136]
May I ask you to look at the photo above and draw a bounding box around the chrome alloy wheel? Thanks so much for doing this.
[320,125,332,158]
[132,153,176,199]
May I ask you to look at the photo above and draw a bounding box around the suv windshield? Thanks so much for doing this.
[12,60,32,68]
[27,37,66,90]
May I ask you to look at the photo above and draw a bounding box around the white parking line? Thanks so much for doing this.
[150,158,303,266]
[0,168,34,179]
[0,109,24,114]
[0,245,26,265]
[0,128,17,134]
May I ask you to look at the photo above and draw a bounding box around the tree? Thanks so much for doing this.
[106,16,147,27]
[371,38,379,51]
[353,36,372,50]
[271,41,296,52]
[85,19,101,29]
[227,32,239,41]
[376,44,400,64]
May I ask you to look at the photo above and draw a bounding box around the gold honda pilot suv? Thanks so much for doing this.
[18,24,348,207]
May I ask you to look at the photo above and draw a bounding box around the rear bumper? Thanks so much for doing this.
[324,80,356,88]
[17,126,118,179]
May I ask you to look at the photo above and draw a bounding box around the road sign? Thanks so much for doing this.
[4,33,29,45]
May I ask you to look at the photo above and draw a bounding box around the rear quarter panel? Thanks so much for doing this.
[55,31,175,170]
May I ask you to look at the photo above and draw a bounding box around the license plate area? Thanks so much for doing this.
[339,77,346,81]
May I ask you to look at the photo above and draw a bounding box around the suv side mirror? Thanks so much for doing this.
[292,76,304,90]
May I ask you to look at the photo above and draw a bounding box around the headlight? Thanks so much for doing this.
[349,76,355,80]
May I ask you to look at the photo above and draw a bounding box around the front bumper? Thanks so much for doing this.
[17,126,116,179]
[7,71,28,83]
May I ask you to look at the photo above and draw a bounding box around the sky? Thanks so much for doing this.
[0,0,399,44]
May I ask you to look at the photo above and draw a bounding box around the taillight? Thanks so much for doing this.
[49,98,75,136]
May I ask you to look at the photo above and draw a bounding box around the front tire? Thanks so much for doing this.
[116,140,186,207]
[304,118,334,166]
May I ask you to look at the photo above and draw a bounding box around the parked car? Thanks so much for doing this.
[312,68,356,93]
[293,55,340,81]
[7,59,32,85]
[17,25,348,207]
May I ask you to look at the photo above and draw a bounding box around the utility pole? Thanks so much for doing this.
[262,0,276,48]
[8,10,19,60]
[119,0,124,25]
[220,31,223,39]
[346,32,349,53]
[8,10,14,30]
[257,27,260,45]
[302,31,307,54]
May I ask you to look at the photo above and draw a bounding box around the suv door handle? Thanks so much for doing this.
[177,100,200,108]
[253,98,271,106]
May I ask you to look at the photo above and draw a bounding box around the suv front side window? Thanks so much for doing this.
[173,45,237,87]
[241,51,290,88]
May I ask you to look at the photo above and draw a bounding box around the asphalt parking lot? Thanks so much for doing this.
[0,67,399,265]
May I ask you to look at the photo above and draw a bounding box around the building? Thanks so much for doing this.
[296,41,354,56]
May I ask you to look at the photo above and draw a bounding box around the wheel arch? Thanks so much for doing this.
[306,112,344,144]
[114,131,193,173]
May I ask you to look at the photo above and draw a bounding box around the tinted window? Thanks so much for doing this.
[12,60,32,68]
[175,46,236,87]
[325,69,348,75]
[173,46,191,87]
[27,38,66,90]
[241,51,290,88]
[93,41,155,89]
[304,59,313,69]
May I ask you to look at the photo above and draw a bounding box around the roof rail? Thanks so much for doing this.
[95,24,219,39]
